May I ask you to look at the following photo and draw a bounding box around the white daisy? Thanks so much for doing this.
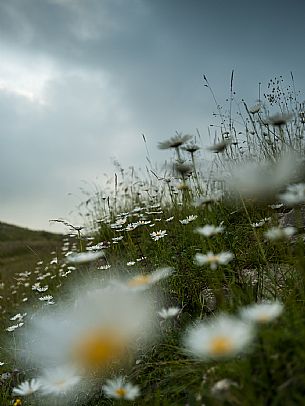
[36,285,49,293]
[102,376,140,400]
[150,230,167,241]
[158,307,180,319]
[179,215,198,225]
[183,315,254,360]
[6,322,24,332]
[97,265,111,270]
[10,313,27,322]
[39,365,81,395]
[39,295,54,302]
[195,252,234,270]
[251,217,271,228]
[240,301,283,324]
[12,378,41,396]
[195,225,224,237]
[264,226,296,241]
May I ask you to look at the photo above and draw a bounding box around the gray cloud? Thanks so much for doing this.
[1,0,305,231]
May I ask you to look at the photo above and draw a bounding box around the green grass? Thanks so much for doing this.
[1,75,305,405]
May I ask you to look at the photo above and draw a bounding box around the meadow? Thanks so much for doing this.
[1,75,305,405]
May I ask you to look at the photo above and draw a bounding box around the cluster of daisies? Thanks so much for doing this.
[9,213,286,404]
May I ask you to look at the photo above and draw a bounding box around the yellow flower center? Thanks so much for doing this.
[55,380,67,388]
[73,328,126,371]
[115,387,127,398]
[209,255,219,263]
[257,313,270,323]
[128,275,151,287]
[210,336,233,356]
[13,400,22,406]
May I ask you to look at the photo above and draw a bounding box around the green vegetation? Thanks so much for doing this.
[1,75,305,405]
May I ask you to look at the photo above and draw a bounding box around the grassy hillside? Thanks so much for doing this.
[0,221,62,279]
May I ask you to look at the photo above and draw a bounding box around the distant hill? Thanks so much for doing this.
[0,221,63,279]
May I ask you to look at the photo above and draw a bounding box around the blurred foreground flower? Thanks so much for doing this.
[158,307,180,319]
[14,280,157,397]
[158,134,192,150]
[279,183,305,206]
[211,378,238,400]
[39,365,81,395]
[207,138,232,153]
[195,224,224,237]
[66,251,105,264]
[126,267,174,291]
[102,376,140,400]
[226,153,304,202]
[183,315,254,360]
[13,379,41,396]
[240,301,283,324]
[195,251,234,270]
[264,112,293,127]
[264,226,296,241]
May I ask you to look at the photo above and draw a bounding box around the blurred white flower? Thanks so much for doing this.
[195,252,234,270]
[207,138,232,153]
[19,284,156,376]
[265,112,293,126]
[102,376,140,400]
[158,134,192,150]
[195,225,224,237]
[240,301,283,324]
[211,378,238,399]
[279,183,305,206]
[264,226,296,240]
[183,315,254,360]
[126,268,174,291]
[158,307,180,319]
[249,103,262,114]
[269,203,284,210]
[12,378,41,396]
[39,365,81,395]
[66,251,104,264]
[226,153,303,201]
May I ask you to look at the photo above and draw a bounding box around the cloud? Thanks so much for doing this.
[1,0,305,231]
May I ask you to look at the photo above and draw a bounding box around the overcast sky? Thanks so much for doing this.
[1,0,305,232]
